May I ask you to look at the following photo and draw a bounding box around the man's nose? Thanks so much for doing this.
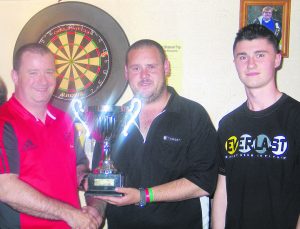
[38,73,50,84]
[247,57,256,69]
[140,67,150,78]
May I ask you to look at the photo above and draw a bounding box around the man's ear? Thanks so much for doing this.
[124,65,129,80]
[164,59,171,77]
[11,69,19,85]
[275,52,282,69]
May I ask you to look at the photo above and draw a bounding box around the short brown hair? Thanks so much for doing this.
[13,43,53,71]
[126,39,166,65]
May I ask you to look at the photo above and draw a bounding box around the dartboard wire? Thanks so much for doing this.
[58,32,71,58]
[74,40,98,61]
[59,64,71,91]
[55,59,70,65]
[47,40,70,92]
[56,61,69,78]
[49,35,95,93]
[73,63,98,83]
[75,57,100,67]
[48,41,69,60]
[71,37,101,87]
[72,33,84,59]
[72,64,85,91]
[55,49,99,93]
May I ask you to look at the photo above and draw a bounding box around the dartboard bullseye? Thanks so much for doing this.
[39,23,111,100]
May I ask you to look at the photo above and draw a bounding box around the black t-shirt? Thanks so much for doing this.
[218,94,300,229]
[101,87,218,229]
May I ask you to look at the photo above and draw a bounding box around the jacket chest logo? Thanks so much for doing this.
[22,139,37,152]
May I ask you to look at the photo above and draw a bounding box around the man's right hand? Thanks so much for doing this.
[64,208,101,229]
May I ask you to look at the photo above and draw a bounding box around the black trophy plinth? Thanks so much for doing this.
[85,171,124,197]
[85,158,124,197]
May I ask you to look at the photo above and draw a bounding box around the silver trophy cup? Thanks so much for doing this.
[72,99,141,196]
[86,105,123,196]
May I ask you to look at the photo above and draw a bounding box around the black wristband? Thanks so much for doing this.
[136,188,146,207]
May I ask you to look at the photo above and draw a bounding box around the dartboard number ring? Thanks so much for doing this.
[38,22,111,101]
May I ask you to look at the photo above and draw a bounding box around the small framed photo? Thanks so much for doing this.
[239,0,291,57]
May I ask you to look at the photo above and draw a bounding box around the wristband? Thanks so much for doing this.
[148,187,154,203]
[136,188,146,207]
[145,188,150,203]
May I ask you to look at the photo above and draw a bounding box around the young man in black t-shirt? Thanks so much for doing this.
[212,24,300,229]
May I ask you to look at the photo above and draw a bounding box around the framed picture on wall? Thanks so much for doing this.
[239,0,291,57]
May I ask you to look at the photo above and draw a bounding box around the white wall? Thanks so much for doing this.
[0,0,299,126]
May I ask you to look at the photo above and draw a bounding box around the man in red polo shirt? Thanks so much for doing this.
[0,43,103,228]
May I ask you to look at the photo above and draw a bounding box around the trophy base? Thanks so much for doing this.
[85,190,123,197]
[86,172,124,197]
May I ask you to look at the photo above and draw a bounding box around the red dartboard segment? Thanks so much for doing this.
[38,22,111,101]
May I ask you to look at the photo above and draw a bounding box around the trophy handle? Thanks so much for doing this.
[71,99,91,138]
[122,98,141,137]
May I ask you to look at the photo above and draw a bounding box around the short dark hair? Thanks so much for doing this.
[233,24,280,53]
[126,39,166,64]
[13,43,53,71]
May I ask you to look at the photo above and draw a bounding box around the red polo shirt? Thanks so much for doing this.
[0,96,84,228]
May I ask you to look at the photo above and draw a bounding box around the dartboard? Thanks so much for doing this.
[38,22,111,101]
[14,2,129,111]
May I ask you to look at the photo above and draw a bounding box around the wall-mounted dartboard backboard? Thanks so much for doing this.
[14,1,129,112]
